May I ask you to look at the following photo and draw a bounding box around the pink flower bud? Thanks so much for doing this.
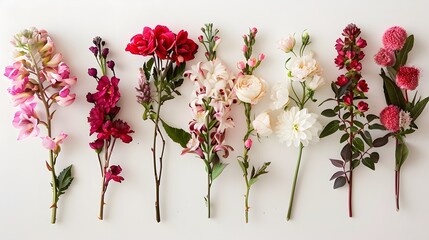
[242,45,248,53]
[247,58,257,67]
[198,35,203,42]
[258,53,265,61]
[237,61,246,70]
[251,27,258,35]
[245,138,253,150]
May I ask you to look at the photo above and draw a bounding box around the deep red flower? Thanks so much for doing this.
[374,48,395,67]
[357,101,369,112]
[336,75,349,86]
[396,66,419,90]
[343,94,353,106]
[88,105,105,135]
[172,30,198,65]
[342,23,361,40]
[335,38,344,52]
[92,76,121,110]
[380,105,400,132]
[356,38,367,48]
[153,25,175,59]
[125,27,156,56]
[356,80,369,92]
[349,60,362,71]
[334,55,345,69]
[97,120,113,140]
[105,165,124,184]
[111,119,134,143]
[89,138,104,151]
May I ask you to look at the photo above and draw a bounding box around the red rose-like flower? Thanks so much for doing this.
[357,101,369,112]
[92,76,121,110]
[343,94,353,106]
[105,165,124,184]
[111,119,134,143]
[125,27,156,56]
[88,105,105,135]
[382,26,407,51]
[380,105,400,132]
[336,75,349,86]
[356,80,369,92]
[172,30,198,65]
[396,66,419,90]
[374,48,395,67]
[153,25,175,59]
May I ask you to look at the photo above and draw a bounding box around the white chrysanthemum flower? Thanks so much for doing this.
[270,81,290,110]
[399,110,412,129]
[276,107,322,147]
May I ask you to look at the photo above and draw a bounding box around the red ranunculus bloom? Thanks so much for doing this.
[125,27,156,56]
[153,25,175,59]
[172,30,198,65]
[356,80,369,92]
[111,119,134,143]
[357,101,369,112]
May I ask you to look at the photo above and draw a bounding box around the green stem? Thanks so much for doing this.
[205,107,212,219]
[286,143,304,221]
[152,86,163,223]
[243,103,252,223]
[245,179,250,223]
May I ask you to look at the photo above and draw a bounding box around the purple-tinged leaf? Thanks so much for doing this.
[341,144,352,162]
[373,134,390,148]
[333,176,347,189]
[330,171,345,181]
[330,159,344,168]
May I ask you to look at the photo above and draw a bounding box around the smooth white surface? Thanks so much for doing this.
[1,0,429,239]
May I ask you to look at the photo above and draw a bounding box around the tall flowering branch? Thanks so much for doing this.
[320,24,386,217]
[275,31,324,220]
[235,27,271,223]
[182,23,236,218]
[87,37,134,220]
[4,27,77,224]
[374,26,429,211]
[126,25,198,222]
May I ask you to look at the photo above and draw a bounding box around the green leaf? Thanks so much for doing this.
[369,123,386,130]
[337,80,352,98]
[253,162,271,179]
[353,137,365,152]
[366,114,378,123]
[340,133,349,143]
[237,160,247,175]
[394,35,414,69]
[410,96,429,121]
[351,159,360,169]
[370,152,380,163]
[160,94,175,103]
[373,134,390,148]
[57,165,74,197]
[249,178,258,186]
[395,142,409,170]
[319,120,340,138]
[143,58,155,80]
[211,162,228,181]
[321,109,337,117]
[359,131,373,147]
[161,120,191,148]
[362,157,375,170]
[333,176,346,189]
[381,69,406,109]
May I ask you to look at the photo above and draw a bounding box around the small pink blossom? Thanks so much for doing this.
[356,37,367,48]
[55,86,76,106]
[237,61,246,70]
[41,132,68,152]
[374,48,395,67]
[382,26,407,51]
[380,105,400,132]
[357,101,369,112]
[247,58,257,67]
[12,102,40,140]
[258,53,265,61]
[396,66,419,90]
[242,45,248,53]
[45,53,63,67]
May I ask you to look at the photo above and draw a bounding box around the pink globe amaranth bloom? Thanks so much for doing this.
[396,66,420,90]
[12,102,40,140]
[105,165,124,185]
[380,105,400,132]
[374,48,395,67]
[382,26,407,51]
[357,101,369,112]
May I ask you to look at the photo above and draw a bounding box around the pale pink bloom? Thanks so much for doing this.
[242,45,248,53]
[41,132,68,151]
[212,101,234,133]
[11,92,34,106]
[382,26,407,51]
[213,37,221,51]
[12,102,40,140]
[247,58,257,67]
[55,86,76,106]
[45,53,62,67]
[58,62,77,86]
[181,134,204,158]
[237,61,246,70]
[40,37,55,56]
[399,110,412,130]
[278,35,296,53]
[4,61,28,80]
[374,48,395,67]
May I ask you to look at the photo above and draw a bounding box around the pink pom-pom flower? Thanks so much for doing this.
[382,26,407,51]
[374,48,395,67]
[380,105,400,132]
[396,66,420,90]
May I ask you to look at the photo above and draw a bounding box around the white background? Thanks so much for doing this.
[1,0,429,239]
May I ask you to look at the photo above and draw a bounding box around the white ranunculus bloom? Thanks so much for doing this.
[252,111,272,136]
[270,81,290,110]
[306,75,325,91]
[234,75,267,104]
[278,35,296,53]
[276,107,322,147]
[289,53,321,82]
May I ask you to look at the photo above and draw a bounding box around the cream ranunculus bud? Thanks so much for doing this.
[279,35,296,53]
[252,111,272,136]
[306,75,324,91]
[234,74,267,104]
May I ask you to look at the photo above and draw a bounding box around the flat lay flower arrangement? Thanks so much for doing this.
[3,22,429,224]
